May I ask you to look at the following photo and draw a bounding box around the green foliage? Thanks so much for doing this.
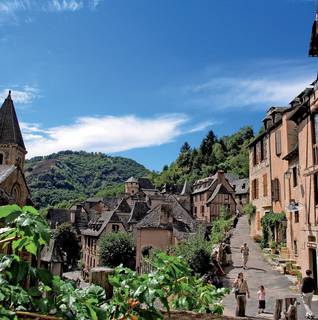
[174,227,213,275]
[153,126,254,187]
[210,214,233,245]
[243,203,256,225]
[99,231,135,269]
[55,222,80,267]
[260,211,286,249]
[95,183,125,198]
[25,151,149,208]
[107,252,228,319]
[0,205,228,319]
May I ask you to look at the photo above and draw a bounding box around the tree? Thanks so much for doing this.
[99,232,135,269]
[55,222,80,268]
[176,142,192,174]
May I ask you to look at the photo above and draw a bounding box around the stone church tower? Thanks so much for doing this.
[0,91,27,168]
[0,91,30,206]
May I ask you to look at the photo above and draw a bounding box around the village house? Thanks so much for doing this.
[248,83,318,287]
[135,195,196,272]
[191,170,236,223]
[0,91,31,207]
[231,178,249,212]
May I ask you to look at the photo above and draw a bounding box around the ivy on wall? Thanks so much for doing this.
[260,211,286,249]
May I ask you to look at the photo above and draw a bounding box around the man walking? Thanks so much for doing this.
[240,243,249,270]
[301,269,316,319]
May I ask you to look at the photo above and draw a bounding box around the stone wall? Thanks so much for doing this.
[162,311,258,319]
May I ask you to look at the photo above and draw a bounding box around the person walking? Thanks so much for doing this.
[257,285,266,314]
[240,243,249,270]
[233,272,250,317]
[301,269,316,319]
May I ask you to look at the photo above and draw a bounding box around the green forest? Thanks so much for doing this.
[150,126,254,186]
[25,151,149,208]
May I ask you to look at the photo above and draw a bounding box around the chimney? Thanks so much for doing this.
[159,204,173,224]
[217,170,225,182]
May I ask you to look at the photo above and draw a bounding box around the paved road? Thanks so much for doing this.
[222,215,318,319]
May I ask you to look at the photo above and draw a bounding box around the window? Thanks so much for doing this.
[314,113,318,144]
[294,211,299,223]
[262,138,267,160]
[315,173,318,205]
[263,174,268,197]
[252,179,259,200]
[112,224,119,232]
[272,178,280,201]
[0,153,4,165]
[201,205,204,214]
[293,240,298,256]
[193,207,197,215]
[253,145,257,166]
[200,194,204,201]
[292,167,298,187]
[275,130,282,156]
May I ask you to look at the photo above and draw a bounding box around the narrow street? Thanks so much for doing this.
[222,215,318,319]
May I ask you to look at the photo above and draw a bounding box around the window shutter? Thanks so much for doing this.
[275,130,282,156]
[263,174,268,197]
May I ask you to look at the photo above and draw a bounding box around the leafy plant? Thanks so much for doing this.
[243,203,256,225]
[99,231,135,269]
[107,252,228,319]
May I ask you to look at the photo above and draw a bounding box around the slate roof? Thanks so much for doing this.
[138,177,155,190]
[0,92,25,149]
[192,176,216,194]
[136,200,194,231]
[103,197,120,210]
[224,173,239,183]
[41,238,64,263]
[47,208,71,229]
[206,184,231,203]
[282,144,299,161]
[128,201,150,224]
[0,165,16,183]
[232,178,249,195]
[81,210,122,236]
[116,198,131,213]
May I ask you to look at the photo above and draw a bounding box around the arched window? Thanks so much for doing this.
[11,184,21,203]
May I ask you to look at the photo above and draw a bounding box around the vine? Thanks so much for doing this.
[260,211,286,249]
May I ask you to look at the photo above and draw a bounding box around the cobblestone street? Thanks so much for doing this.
[222,215,318,319]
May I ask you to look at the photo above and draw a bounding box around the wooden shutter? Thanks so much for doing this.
[255,179,259,199]
[272,178,280,201]
[263,174,268,197]
[275,130,282,156]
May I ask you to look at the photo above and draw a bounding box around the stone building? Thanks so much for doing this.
[248,83,318,286]
[0,91,31,206]
[191,170,236,223]
[135,197,196,272]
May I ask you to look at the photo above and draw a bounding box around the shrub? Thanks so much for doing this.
[253,234,262,243]
[99,231,135,269]
[188,248,211,275]
[243,203,256,225]
[174,227,212,275]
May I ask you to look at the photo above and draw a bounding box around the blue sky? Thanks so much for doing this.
[0,0,317,170]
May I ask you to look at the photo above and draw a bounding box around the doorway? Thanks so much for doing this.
[309,248,318,293]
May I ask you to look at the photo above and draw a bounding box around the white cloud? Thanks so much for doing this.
[182,60,315,110]
[47,0,83,12]
[0,0,102,18]
[0,86,39,104]
[21,114,211,158]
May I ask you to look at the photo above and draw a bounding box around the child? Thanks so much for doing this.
[257,285,266,314]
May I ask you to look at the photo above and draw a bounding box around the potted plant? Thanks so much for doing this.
[270,240,277,254]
